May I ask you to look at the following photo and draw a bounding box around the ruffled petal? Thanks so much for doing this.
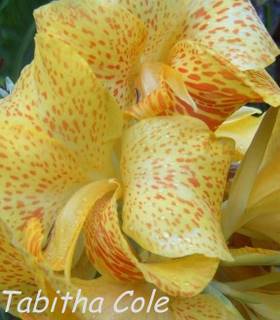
[34,0,147,108]
[181,0,279,70]
[121,115,234,259]
[216,107,263,160]
[0,124,87,246]
[168,40,280,128]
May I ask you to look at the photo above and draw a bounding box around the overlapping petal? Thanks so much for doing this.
[82,177,218,297]
[128,40,280,129]
[83,181,143,282]
[121,115,234,259]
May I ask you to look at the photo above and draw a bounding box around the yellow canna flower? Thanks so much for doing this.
[0,0,280,319]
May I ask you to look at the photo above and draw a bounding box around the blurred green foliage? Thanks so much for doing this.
[0,0,51,85]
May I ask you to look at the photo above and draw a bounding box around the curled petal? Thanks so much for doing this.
[83,180,218,296]
[121,116,234,259]
[181,0,280,70]
[34,0,147,108]
[168,40,280,128]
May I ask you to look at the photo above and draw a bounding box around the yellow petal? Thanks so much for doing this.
[105,0,186,62]
[222,108,279,239]
[0,222,41,317]
[43,180,120,273]
[181,0,280,70]
[247,293,280,320]
[0,33,123,178]
[168,40,280,129]
[83,179,218,297]
[137,256,219,297]
[0,124,86,246]
[126,63,197,120]
[216,107,263,160]
[46,274,172,320]
[171,293,242,320]
[121,115,234,260]
[222,247,280,267]
[238,109,280,242]
[83,181,143,282]
[34,0,147,108]
[223,272,280,291]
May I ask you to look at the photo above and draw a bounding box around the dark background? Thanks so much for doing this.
[0,0,279,319]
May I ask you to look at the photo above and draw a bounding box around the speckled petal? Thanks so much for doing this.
[0,123,87,247]
[83,183,218,296]
[43,180,121,272]
[181,0,280,70]
[0,223,40,317]
[168,40,280,129]
[105,0,186,62]
[47,275,172,320]
[121,116,234,260]
[137,256,218,297]
[216,107,263,160]
[171,294,239,320]
[126,63,196,120]
[83,182,143,282]
[0,33,122,177]
[34,0,147,108]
